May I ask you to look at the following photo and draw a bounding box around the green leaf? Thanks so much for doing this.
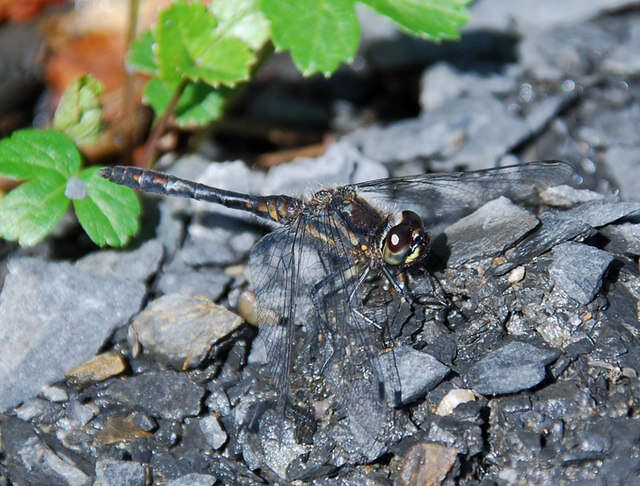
[155,0,254,86]
[0,174,69,246]
[73,166,141,247]
[53,75,104,145]
[210,0,271,51]
[144,78,227,128]
[0,129,82,180]
[360,0,471,39]
[260,0,359,76]
[128,29,157,74]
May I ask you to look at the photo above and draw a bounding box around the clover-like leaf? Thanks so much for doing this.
[211,0,271,51]
[360,0,471,39]
[128,29,157,74]
[53,75,104,145]
[260,0,360,76]
[0,174,70,246]
[155,0,254,86]
[73,166,141,247]
[0,129,82,180]
[144,78,227,128]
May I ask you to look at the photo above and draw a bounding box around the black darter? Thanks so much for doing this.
[100,161,575,426]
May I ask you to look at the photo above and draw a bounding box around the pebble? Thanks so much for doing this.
[94,459,146,486]
[199,415,228,450]
[550,242,614,304]
[396,442,458,486]
[465,341,560,395]
[65,351,127,386]
[130,293,243,370]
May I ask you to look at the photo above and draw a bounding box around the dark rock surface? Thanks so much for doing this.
[2,1,640,485]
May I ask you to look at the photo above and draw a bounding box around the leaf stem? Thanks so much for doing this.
[121,0,140,157]
[141,80,187,168]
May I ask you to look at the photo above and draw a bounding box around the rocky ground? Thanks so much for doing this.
[2,0,640,484]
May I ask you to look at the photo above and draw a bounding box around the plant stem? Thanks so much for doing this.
[121,0,140,157]
[141,80,187,168]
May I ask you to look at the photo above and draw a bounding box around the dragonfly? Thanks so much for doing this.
[100,161,576,421]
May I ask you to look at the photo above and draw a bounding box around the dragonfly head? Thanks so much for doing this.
[382,210,429,266]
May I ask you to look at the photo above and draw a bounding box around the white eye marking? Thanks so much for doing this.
[391,234,400,246]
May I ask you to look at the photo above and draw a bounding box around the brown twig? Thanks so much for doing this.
[140,80,187,168]
[120,0,140,158]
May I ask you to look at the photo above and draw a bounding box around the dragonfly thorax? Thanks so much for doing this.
[381,210,429,266]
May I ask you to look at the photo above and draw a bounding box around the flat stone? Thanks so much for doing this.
[495,200,640,274]
[519,22,618,80]
[94,460,146,486]
[600,222,640,255]
[550,242,615,304]
[130,293,243,370]
[420,61,519,111]
[578,105,640,147]
[75,239,164,282]
[465,341,560,395]
[604,145,640,201]
[41,385,68,403]
[0,257,145,411]
[346,94,567,170]
[163,473,217,486]
[199,415,227,450]
[396,442,458,486]
[155,267,231,301]
[444,197,539,267]
[540,185,604,208]
[65,352,127,386]
[380,346,450,404]
[102,370,204,420]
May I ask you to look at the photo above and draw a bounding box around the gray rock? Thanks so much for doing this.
[420,61,519,111]
[156,266,231,300]
[602,15,640,75]
[496,199,640,273]
[519,22,618,79]
[163,473,217,486]
[540,185,604,208]
[75,239,164,282]
[180,219,261,266]
[600,222,640,255]
[0,257,145,411]
[94,460,146,486]
[444,197,540,267]
[578,105,640,147]
[102,370,204,420]
[2,415,92,486]
[550,242,614,304]
[346,94,568,170]
[41,385,68,403]
[604,145,640,201]
[199,415,227,450]
[130,293,243,370]
[380,346,449,404]
[465,341,560,395]
[468,0,637,31]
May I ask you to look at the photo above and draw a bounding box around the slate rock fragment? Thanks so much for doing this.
[75,239,164,282]
[380,346,450,404]
[162,473,217,486]
[443,197,540,267]
[395,442,458,486]
[155,266,231,301]
[465,341,560,395]
[199,415,227,450]
[94,460,146,486]
[130,293,243,370]
[0,257,146,411]
[549,242,614,304]
[101,370,204,420]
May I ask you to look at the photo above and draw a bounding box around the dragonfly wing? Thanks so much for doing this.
[349,161,579,233]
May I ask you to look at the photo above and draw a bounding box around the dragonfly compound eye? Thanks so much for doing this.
[382,211,427,266]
